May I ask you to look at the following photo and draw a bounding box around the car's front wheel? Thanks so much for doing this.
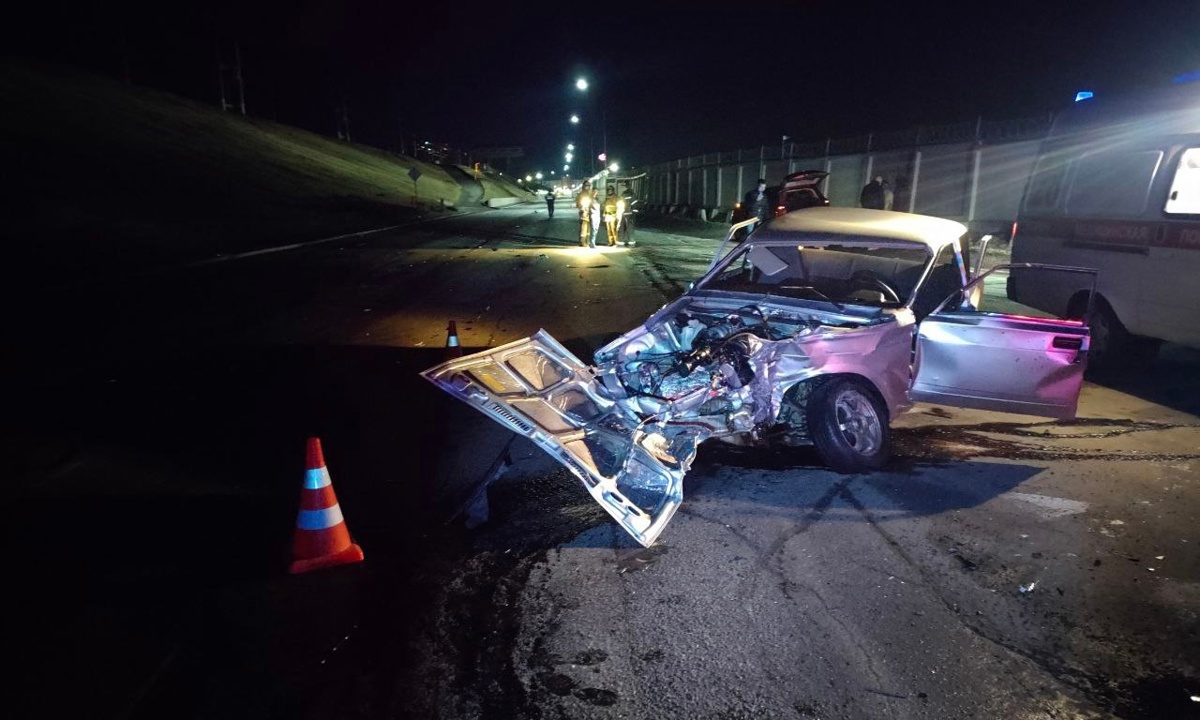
[807,378,890,473]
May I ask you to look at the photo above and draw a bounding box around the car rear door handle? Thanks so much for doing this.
[1052,335,1086,364]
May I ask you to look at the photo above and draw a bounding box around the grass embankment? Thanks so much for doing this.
[455,165,533,202]
[0,61,529,284]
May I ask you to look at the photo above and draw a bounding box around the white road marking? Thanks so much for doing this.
[1004,492,1089,519]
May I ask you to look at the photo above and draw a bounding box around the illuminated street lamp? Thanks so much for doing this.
[570,114,580,124]
[525,175,532,182]
[567,143,575,151]
[563,164,570,172]
[609,162,620,173]
[535,172,544,180]
[565,152,573,162]
[576,75,606,174]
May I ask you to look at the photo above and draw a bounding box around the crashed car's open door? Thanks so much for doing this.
[422,330,703,547]
[910,264,1096,419]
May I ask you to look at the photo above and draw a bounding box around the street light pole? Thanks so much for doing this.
[577,76,601,176]
[603,110,608,164]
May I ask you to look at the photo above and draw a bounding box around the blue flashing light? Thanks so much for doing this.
[1173,70,1200,84]
[1074,91,1094,103]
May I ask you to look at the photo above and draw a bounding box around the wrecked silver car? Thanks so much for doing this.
[423,207,1097,547]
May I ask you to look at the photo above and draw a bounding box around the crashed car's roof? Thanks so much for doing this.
[754,207,968,249]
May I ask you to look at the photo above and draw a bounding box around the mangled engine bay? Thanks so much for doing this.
[593,298,893,445]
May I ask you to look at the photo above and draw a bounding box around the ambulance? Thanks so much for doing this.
[1008,83,1200,371]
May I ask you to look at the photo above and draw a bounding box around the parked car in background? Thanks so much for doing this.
[424,207,1096,547]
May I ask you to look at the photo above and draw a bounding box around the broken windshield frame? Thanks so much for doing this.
[696,238,933,310]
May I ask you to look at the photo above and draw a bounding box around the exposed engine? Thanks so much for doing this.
[596,304,823,438]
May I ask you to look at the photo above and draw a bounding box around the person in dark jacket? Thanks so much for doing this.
[860,175,886,209]
[545,188,556,217]
[743,178,770,224]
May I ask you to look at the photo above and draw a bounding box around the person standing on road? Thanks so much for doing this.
[588,186,602,248]
[575,180,595,247]
[602,186,626,247]
[860,175,886,209]
[545,188,556,218]
[744,178,771,227]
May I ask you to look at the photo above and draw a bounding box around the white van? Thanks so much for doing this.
[1007,83,1200,371]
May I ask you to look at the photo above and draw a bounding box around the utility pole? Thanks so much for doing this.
[234,42,246,115]
[335,98,351,142]
[216,38,231,112]
[216,38,245,114]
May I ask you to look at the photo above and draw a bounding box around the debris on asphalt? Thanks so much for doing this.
[1019,582,1037,594]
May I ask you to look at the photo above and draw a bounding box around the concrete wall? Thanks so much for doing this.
[972,140,1040,225]
[643,132,1047,233]
[827,155,866,208]
[913,143,973,218]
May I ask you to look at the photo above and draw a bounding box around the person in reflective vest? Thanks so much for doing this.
[602,186,626,247]
[575,180,595,247]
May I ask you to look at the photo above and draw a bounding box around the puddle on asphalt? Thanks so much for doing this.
[894,417,1200,464]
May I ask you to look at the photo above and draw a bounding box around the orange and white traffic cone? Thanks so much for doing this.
[445,320,463,359]
[289,437,364,574]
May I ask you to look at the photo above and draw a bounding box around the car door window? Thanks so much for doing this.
[1165,147,1200,215]
[1066,149,1163,217]
[911,246,961,322]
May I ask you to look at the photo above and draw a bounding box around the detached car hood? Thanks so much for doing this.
[422,330,701,547]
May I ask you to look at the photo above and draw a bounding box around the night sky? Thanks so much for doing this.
[11,0,1200,174]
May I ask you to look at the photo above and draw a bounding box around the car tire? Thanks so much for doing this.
[807,377,890,473]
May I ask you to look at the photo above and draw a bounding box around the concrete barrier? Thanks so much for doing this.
[485,197,522,208]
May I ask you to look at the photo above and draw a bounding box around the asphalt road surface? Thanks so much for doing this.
[8,204,1199,719]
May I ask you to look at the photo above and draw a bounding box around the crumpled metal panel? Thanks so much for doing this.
[422,330,697,547]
